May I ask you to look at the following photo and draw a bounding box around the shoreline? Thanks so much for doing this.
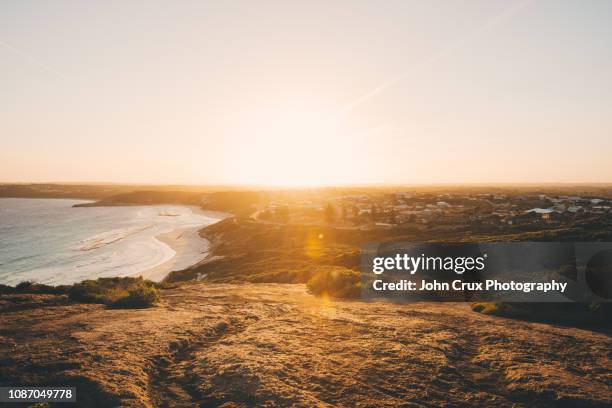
[0,198,230,286]
[139,210,229,282]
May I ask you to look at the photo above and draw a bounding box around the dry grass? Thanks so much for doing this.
[1,283,610,407]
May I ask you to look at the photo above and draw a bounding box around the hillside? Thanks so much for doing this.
[1,283,610,407]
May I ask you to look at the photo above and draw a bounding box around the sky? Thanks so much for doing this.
[2,0,612,186]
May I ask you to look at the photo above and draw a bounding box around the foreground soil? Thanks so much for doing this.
[1,283,611,407]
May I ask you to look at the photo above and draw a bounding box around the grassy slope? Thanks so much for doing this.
[168,215,612,284]
[1,283,610,407]
[166,216,612,326]
[165,218,369,283]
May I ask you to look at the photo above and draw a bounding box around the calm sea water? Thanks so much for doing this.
[0,198,218,285]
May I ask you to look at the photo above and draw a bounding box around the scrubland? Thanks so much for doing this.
[1,283,610,407]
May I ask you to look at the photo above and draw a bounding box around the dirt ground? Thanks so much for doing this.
[1,283,611,407]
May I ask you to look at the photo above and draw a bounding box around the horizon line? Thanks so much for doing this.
[3,181,612,190]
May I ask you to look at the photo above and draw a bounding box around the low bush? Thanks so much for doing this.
[471,301,612,326]
[109,284,159,309]
[68,277,159,308]
[470,302,510,316]
[0,281,69,295]
[307,266,361,298]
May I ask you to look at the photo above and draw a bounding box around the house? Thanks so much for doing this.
[514,208,555,223]
[592,206,610,214]
[526,208,554,215]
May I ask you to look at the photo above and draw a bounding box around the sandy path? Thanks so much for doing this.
[1,284,610,407]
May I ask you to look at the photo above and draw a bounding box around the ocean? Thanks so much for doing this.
[0,198,220,285]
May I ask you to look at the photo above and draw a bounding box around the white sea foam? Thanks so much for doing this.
[74,225,153,251]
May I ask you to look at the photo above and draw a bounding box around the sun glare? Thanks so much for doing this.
[229,106,359,187]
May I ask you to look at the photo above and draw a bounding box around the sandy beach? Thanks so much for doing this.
[140,210,229,282]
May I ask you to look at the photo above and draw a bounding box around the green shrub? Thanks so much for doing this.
[307,267,361,298]
[16,281,34,290]
[109,285,159,309]
[69,279,116,303]
[471,301,612,326]
[470,302,509,316]
[68,277,159,308]
[4,281,69,295]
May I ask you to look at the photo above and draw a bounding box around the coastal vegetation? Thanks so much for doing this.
[471,301,612,326]
[72,190,204,207]
[68,277,160,308]
[1,277,160,309]
[306,266,361,298]
[164,217,363,285]
[0,280,69,295]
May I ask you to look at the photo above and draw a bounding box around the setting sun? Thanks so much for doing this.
[227,105,358,187]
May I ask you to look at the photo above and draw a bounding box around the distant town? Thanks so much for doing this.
[255,190,612,229]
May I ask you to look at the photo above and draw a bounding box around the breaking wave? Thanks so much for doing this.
[74,225,153,251]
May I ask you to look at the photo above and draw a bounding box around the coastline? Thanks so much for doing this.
[139,210,229,282]
[0,197,230,286]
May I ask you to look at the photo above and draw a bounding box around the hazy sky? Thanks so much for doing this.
[2,0,612,186]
